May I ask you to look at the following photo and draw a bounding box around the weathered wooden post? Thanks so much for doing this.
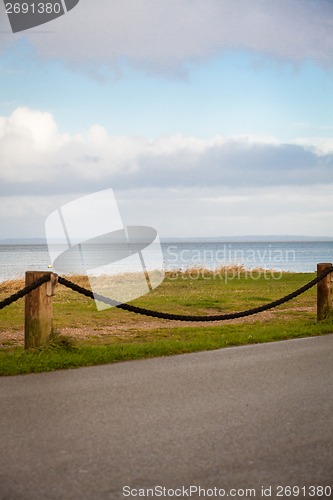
[24,271,57,350]
[317,263,333,321]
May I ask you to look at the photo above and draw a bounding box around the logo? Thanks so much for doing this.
[45,189,165,310]
[3,0,80,33]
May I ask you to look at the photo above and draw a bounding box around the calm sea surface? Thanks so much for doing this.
[0,241,333,283]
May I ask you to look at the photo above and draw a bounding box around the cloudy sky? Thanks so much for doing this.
[1,0,333,239]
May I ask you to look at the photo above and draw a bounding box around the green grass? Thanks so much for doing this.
[1,268,332,376]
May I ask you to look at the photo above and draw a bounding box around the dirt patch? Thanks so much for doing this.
[0,306,315,348]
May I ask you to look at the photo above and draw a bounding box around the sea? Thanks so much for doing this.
[0,241,333,283]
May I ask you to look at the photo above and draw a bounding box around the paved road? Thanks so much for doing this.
[0,335,333,500]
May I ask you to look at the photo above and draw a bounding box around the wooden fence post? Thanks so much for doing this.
[24,271,57,350]
[317,263,333,322]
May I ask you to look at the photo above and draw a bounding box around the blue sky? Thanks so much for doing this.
[1,41,333,140]
[1,0,333,239]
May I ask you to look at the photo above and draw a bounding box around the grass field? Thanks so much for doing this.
[1,267,332,375]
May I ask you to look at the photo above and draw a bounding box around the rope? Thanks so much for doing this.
[57,266,333,322]
[1,267,332,321]
[0,274,51,310]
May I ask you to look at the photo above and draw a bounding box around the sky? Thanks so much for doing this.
[1,0,333,239]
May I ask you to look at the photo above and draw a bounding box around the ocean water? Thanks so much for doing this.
[0,241,333,283]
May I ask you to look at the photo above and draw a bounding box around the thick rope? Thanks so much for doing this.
[0,274,51,310]
[1,267,332,321]
[57,266,333,322]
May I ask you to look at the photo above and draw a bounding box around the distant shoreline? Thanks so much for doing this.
[1,235,333,245]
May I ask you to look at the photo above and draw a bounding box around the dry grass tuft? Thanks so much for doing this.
[0,278,25,297]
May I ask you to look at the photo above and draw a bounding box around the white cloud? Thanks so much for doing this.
[108,184,333,238]
[1,107,333,238]
[0,107,70,182]
[1,107,333,195]
[1,0,333,74]
[291,136,333,155]
[3,184,333,240]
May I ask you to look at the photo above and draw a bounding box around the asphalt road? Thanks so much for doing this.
[0,335,333,500]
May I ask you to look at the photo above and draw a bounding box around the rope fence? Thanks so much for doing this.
[58,268,333,322]
[1,264,333,349]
